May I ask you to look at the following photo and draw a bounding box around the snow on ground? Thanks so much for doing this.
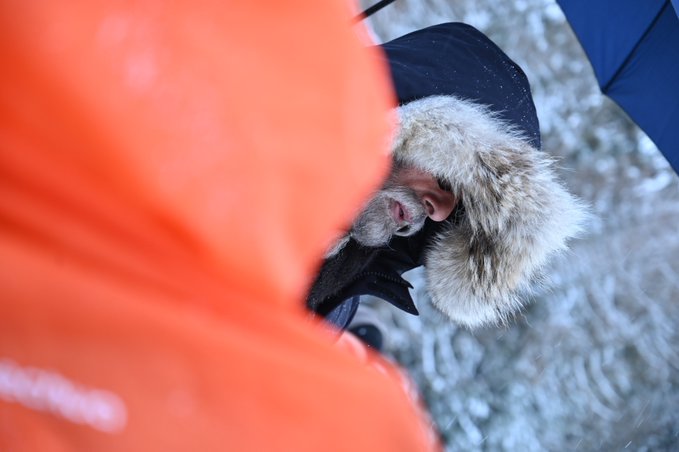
[359,0,679,449]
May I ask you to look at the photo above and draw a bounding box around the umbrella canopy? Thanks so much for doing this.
[556,0,679,172]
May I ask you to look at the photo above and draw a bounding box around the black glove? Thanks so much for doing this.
[308,219,444,317]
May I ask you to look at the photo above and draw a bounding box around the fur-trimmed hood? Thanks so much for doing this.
[392,94,586,328]
[382,23,586,328]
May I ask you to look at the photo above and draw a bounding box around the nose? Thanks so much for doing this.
[421,191,458,222]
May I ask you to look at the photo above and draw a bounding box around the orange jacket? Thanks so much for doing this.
[0,1,437,450]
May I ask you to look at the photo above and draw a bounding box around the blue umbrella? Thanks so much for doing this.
[556,0,679,172]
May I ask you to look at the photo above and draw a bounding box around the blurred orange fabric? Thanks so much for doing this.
[0,0,438,450]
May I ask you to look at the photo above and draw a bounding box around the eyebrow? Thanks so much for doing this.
[437,177,453,192]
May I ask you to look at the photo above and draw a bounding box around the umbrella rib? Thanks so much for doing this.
[602,0,671,92]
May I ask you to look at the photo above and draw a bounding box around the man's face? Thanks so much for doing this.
[350,163,459,247]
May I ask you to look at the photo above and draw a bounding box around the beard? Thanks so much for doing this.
[350,184,427,247]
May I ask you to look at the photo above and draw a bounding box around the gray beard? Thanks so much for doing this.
[350,185,427,247]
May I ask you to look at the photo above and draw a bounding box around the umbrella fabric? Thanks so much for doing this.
[557,0,679,172]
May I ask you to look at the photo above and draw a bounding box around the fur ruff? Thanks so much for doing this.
[393,95,587,328]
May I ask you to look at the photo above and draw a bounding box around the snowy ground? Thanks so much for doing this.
[359,0,679,450]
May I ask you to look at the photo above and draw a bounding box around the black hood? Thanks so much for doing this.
[379,22,544,267]
[383,22,541,149]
